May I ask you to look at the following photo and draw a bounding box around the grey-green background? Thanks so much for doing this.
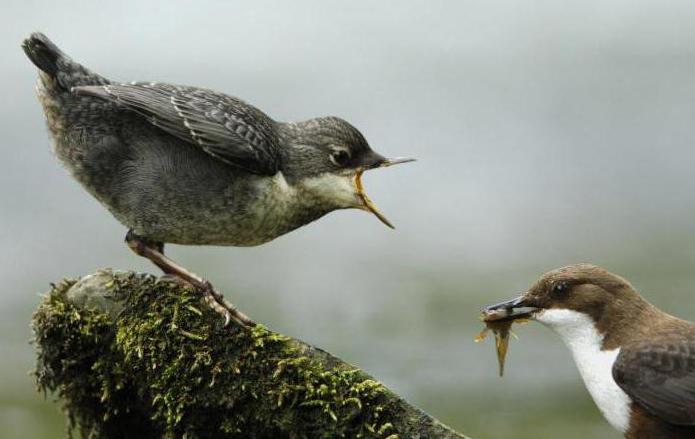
[3,1,695,438]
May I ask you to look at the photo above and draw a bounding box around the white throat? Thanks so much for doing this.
[294,172,359,208]
[535,309,631,433]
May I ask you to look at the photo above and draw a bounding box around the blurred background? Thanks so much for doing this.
[2,1,695,438]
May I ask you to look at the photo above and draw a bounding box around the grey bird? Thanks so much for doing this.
[22,33,413,326]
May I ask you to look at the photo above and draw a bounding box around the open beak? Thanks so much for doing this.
[354,156,416,229]
[482,295,539,322]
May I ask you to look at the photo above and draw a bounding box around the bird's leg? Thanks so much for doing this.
[125,230,256,328]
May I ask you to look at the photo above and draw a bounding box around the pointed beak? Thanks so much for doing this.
[377,157,417,168]
[482,295,539,321]
[354,155,415,229]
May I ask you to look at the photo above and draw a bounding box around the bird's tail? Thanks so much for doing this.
[22,32,108,91]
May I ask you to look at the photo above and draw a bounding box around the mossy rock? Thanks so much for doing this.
[32,270,468,439]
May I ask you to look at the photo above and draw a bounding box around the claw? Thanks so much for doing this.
[200,286,233,326]
[198,279,253,327]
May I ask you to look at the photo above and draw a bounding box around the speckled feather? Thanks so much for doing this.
[75,82,281,175]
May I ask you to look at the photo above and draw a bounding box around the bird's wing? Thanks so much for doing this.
[613,338,695,425]
[74,82,281,175]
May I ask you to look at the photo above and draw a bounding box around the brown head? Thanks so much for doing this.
[484,264,655,348]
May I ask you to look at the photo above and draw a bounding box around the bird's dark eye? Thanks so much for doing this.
[330,149,351,167]
[551,282,569,298]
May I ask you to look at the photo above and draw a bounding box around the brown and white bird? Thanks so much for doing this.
[484,264,695,439]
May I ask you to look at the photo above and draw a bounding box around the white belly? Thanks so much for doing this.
[535,309,632,433]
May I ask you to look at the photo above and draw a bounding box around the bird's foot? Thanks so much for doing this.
[199,279,253,328]
[160,274,254,328]
[126,230,255,328]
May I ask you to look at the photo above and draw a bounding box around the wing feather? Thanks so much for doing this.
[74,82,280,175]
[613,338,695,425]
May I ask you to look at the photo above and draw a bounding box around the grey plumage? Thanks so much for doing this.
[74,83,281,175]
[22,33,407,247]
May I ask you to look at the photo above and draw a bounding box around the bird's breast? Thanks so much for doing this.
[236,173,332,243]
[535,309,632,433]
[134,172,332,246]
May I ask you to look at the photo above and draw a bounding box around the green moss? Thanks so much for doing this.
[32,272,408,439]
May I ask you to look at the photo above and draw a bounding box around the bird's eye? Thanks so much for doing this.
[330,150,351,167]
[551,282,569,298]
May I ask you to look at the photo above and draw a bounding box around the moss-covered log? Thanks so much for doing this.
[32,270,469,439]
